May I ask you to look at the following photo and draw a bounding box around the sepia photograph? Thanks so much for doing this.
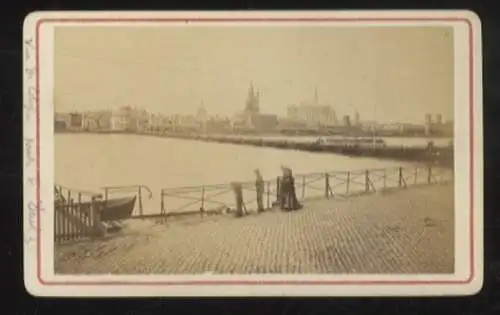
[23,11,483,297]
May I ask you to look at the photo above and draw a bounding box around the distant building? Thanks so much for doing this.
[81,110,112,131]
[435,114,443,125]
[277,117,308,129]
[148,113,166,131]
[250,114,279,132]
[244,83,260,115]
[206,117,232,133]
[69,112,84,130]
[231,112,253,131]
[342,115,351,127]
[196,103,209,132]
[111,106,133,131]
[424,113,432,136]
[54,112,70,130]
[97,111,112,130]
[135,109,150,132]
[82,111,99,131]
[354,111,360,126]
[286,89,337,127]
[54,120,67,132]
[169,114,200,131]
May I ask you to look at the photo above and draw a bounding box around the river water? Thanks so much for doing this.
[55,134,428,215]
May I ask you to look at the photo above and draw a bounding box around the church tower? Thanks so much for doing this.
[245,83,260,115]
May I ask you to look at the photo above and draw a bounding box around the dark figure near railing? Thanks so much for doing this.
[254,169,265,213]
[279,165,302,211]
[231,182,246,217]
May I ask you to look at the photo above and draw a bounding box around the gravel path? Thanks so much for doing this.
[54,183,454,274]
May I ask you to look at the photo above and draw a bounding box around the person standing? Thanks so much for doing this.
[280,165,301,211]
[287,167,300,210]
[279,165,292,210]
[231,182,245,217]
[254,169,265,212]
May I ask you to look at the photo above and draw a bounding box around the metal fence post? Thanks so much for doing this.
[398,167,403,188]
[346,171,350,195]
[160,190,167,219]
[325,173,330,199]
[200,185,205,217]
[266,182,270,209]
[414,167,418,185]
[276,176,281,203]
[365,170,370,193]
[91,196,104,238]
[104,188,109,204]
[427,165,432,184]
[383,169,387,189]
[301,175,306,200]
[138,186,143,217]
[77,192,83,238]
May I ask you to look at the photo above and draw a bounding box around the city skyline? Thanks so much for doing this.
[54,26,454,124]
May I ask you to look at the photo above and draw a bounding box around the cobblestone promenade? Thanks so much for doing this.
[55,183,454,274]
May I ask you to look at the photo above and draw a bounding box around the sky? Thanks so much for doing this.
[54,25,454,124]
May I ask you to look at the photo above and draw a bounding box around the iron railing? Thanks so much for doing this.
[158,165,453,220]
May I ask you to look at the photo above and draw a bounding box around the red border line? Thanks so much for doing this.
[34,16,475,286]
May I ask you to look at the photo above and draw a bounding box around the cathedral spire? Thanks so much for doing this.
[245,82,259,114]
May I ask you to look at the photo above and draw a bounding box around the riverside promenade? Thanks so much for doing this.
[54,182,454,275]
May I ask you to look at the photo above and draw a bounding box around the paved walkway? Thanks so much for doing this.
[54,183,454,274]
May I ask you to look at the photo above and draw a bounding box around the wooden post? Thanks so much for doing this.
[77,193,83,238]
[68,198,74,240]
[427,165,432,184]
[138,186,143,217]
[346,172,350,195]
[200,185,205,217]
[365,170,370,193]
[276,176,281,203]
[398,167,403,188]
[91,196,104,238]
[414,167,418,185]
[266,182,270,209]
[62,201,68,241]
[325,173,330,199]
[160,191,166,217]
[383,169,387,189]
[104,188,109,204]
[301,176,306,200]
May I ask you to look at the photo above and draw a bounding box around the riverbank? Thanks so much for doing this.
[55,129,454,167]
[54,183,454,274]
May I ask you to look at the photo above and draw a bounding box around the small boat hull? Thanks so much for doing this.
[101,196,137,221]
[55,196,137,222]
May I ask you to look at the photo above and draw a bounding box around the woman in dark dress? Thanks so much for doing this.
[280,166,300,211]
[287,168,300,210]
[279,166,291,210]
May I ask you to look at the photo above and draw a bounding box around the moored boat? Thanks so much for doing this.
[100,196,137,221]
[54,187,137,221]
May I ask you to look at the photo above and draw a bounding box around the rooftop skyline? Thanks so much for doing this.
[54,25,454,124]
